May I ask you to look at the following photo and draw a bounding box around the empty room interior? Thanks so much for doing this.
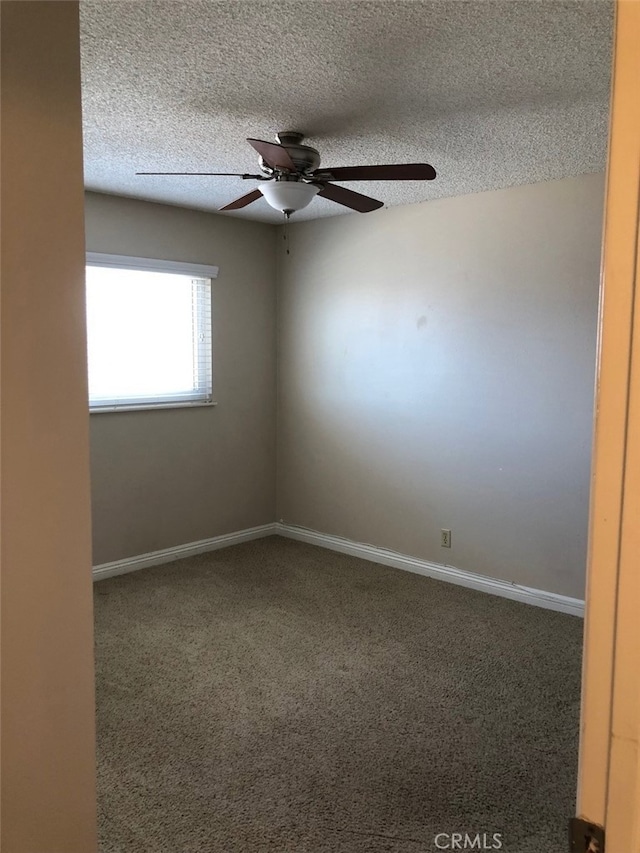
[64,1,614,851]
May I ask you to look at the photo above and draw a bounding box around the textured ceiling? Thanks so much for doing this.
[80,0,613,223]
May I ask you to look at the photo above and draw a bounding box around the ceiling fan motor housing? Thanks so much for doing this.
[257,131,321,176]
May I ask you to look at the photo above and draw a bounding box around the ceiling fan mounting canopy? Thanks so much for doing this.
[136,129,437,216]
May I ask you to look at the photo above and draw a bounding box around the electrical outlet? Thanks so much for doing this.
[441,529,452,548]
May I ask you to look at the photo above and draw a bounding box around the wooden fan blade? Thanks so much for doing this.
[219,189,263,211]
[247,138,296,172]
[137,172,262,178]
[317,183,384,213]
[317,164,436,181]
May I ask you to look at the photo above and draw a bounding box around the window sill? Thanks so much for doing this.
[90,400,218,414]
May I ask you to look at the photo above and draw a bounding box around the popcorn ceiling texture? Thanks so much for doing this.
[80,0,613,223]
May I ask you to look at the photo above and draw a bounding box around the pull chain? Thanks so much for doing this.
[283,210,290,255]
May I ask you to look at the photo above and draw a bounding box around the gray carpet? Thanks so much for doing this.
[95,536,582,853]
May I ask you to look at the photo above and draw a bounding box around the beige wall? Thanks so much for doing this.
[1,3,97,850]
[84,193,277,564]
[277,174,604,599]
[86,176,603,594]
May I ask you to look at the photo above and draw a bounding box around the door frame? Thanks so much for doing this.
[577,2,640,850]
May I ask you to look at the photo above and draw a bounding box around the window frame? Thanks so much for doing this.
[85,253,219,414]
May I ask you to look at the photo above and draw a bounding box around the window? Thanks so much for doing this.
[85,254,218,412]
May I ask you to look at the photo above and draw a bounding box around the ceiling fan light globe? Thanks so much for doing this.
[259,181,320,213]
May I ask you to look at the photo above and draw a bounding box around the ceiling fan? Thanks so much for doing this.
[137,131,437,217]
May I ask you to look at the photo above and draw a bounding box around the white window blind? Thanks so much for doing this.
[86,258,215,412]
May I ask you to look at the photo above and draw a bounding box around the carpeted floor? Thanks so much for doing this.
[95,536,583,853]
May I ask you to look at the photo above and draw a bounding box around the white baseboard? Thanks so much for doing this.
[276,523,585,618]
[92,519,584,617]
[92,523,278,581]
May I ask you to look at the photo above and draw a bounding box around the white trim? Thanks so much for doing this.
[92,523,277,581]
[90,400,218,414]
[86,252,219,279]
[92,519,585,617]
[276,523,585,617]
